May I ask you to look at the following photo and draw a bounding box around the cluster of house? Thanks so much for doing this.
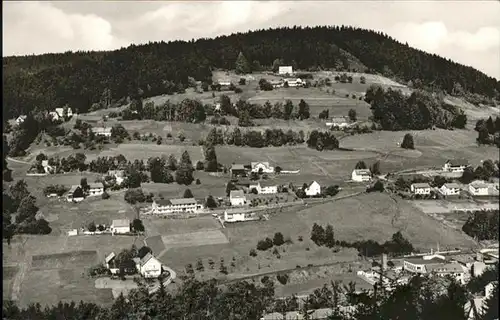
[326,116,353,129]
[268,78,305,88]
[67,219,131,236]
[66,182,105,202]
[105,250,163,279]
[15,107,75,125]
[260,306,357,320]
[230,162,276,177]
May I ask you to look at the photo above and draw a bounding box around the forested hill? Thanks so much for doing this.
[3,25,499,118]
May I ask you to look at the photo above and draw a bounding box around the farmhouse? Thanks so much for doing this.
[284,78,303,87]
[92,127,112,137]
[468,180,489,196]
[410,183,432,195]
[248,182,278,194]
[151,198,204,215]
[251,161,274,173]
[442,159,469,173]
[66,185,84,202]
[351,169,372,182]
[439,183,461,196]
[224,211,258,223]
[108,170,125,185]
[278,66,293,75]
[230,190,247,206]
[304,181,321,197]
[88,182,104,196]
[110,219,131,234]
[326,116,350,128]
[55,107,73,118]
[230,164,246,177]
[135,253,162,278]
[16,115,27,124]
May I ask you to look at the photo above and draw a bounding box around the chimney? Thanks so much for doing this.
[382,253,388,271]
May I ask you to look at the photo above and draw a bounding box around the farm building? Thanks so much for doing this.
[108,170,125,185]
[326,116,350,128]
[217,80,231,86]
[135,253,162,278]
[66,185,84,203]
[439,183,461,196]
[230,190,247,206]
[468,180,489,196]
[92,127,112,137]
[41,160,56,174]
[230,164,247,177]
[110,219,131,234]
[304,181,321,197]
[442,159,469,173]
[410,183,432,195]
[278,66,293,75]
[16,115,27,124]
[248,182,278,194]
[151,198,204,215]
[283,78,303,87]
[351,169,371,182]
[88,182,104,196]
[224,211,258,223]
[251,161,275,173]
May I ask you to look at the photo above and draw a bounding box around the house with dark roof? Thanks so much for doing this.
[439,183,461,196]
[88,182,104,196]
[135,253,162,278]
[151,198,204,215]
[230,164,247,177]
[248,181,278,194]
[410,182,432,195]
[443,159,469,172]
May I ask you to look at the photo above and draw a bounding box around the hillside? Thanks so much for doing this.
[3,25,500,119]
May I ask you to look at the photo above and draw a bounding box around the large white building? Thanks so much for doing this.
[151,198,204,215]
[135,253,162,278]
[439,183,461,196]
[327,116,350,129]
[110,219,131,234]
[304,181,321,197]
[248,182,278,194]
[251,162,274,174]
[92,127,112,137]
[468,180,489,196]
[278,66,293,75]
[55,107,73,118]
[88,182,105,196]
[229,190,247,206]
[283,78,303,87]
[224,211,258,223]
[403,254,466,284]
[410,183,432,195]
[443,159,469,173]
[352,169,372,182]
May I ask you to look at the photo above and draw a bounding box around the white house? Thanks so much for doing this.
[135,253,162,278]
[468,180,489,196]
[248,182,278,195]
[108,170,125,185]
[218,80,231,86]
[224,211,258,223]
[352,169,372,182]
[304,181,321,197]
[251,162,275,174]
[92,127,112,137]
[326,116,350,129]
[284,78,303,87]
[151,198,204,215]
[403,254,466,284]
[66,185,84,202]
[110,219,130,234]
[270,80,284,88]
[49,111,60,121]
[439,183,461,196]
[55,107,73,118]
[443,159,469,173]
[230,190,247,206]
[410,183,432,195]
[278,66,293,75]
[230,164,247,177]
[16,115,27,124]
[88,182,104,196]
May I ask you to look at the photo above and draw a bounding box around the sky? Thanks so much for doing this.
[3,1,500,79]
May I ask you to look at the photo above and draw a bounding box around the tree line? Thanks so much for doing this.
[475,116,500,147]
[462,210,499,241]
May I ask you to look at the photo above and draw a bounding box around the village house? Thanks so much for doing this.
[41,160,56,174]
[108,170,125,185]
[224,211,258,223]
[92,127,112,137]
[410,182,432,195]
[351,169,372,182]
[442,159,469,173]
[49,111,60,121]
[230,190,247,206]
[251,161,275,174]
[439,183,461,196]
[284,78,303,87]
[326,116,350,129]
[16,115,27,124]
[304,181,321,197]
[230,164,247,177]
[134,253,162,278]
[88,182,105,196]
[468,180,489,196]
[151,198,204,215]
[66,185,84,203]
[55,107,73,118]
[270,79,284,88]
[110,219,131,234]
[403,254,466,284]
[278,66,293,75]
[248,182,278,194]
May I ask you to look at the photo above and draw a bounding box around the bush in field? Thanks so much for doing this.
[257,237,274,251]
[276,273,289,285]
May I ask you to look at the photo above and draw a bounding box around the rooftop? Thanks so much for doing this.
[446,159,469,166]
[426,262,464,274]
[443,183,461,189]
[231,164,246,170]
[354,169,371,175]
[330,116,349,123]
[155,198,198,206]
[89,182,104,189]
[230,190,245,199]
[112,219,130,228]
[412,182,431,188]
[404,256,447,265]
[469,180,489,188]
[251,161,270,167]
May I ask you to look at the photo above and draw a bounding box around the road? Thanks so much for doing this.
[6,157,30,165]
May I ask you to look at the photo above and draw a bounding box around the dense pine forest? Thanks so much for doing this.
[3,26,500,119]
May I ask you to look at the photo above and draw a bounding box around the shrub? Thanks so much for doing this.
[196,178,201,185]
[101,191,110,200]
[276,273,289,285]
[273,232,285,246]
[249,249,257,257]
[257,237,274,251]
